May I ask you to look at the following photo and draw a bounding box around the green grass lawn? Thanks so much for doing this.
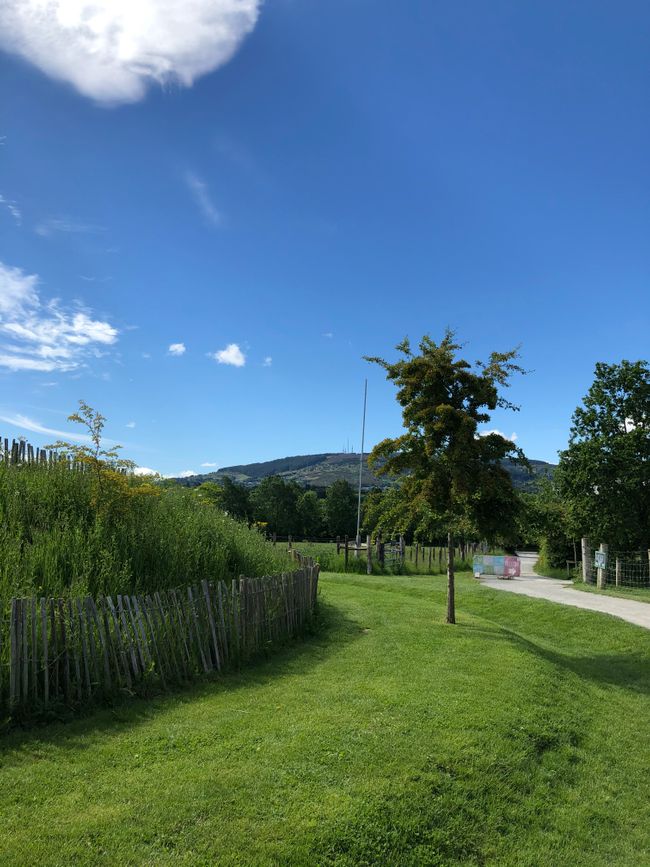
[572,580,650,605]
[1,571,649,866]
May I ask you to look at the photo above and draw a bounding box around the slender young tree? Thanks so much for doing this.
[366,331,526,623]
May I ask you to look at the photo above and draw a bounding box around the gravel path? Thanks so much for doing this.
[479,551,650,630]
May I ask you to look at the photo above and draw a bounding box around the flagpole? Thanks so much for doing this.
[355,379,368,549]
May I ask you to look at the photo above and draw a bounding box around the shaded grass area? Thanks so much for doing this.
[572,580,650,605]
[1,572,649,865]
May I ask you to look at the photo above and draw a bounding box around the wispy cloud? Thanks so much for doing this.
[126,421,136,429]
[0,193,21,225]
[185,172,222,227]
[0,1,261,105]
[0,259,118,373]
[323,332,334,339]
[262,356,272,367]
[201,461,218,467]
[35,217,105,238]
[168,342,186,356]
[174,470,197,478]
[209,343,246,367]
[0,412,93,444]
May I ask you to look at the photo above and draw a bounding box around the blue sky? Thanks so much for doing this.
[0,0,648,476]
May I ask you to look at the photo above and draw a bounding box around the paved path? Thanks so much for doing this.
[479,551,650,630]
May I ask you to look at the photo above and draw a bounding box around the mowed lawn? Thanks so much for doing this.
[1,573,649,866]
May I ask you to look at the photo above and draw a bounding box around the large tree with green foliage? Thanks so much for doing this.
[297,490,325,538]
[194,477,252,523]
[366,331,526,623]
[325,479,357,538]
[557,360,649,550]
[251,476,301,536]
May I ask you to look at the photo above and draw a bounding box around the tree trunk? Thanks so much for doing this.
[446,529,455,624]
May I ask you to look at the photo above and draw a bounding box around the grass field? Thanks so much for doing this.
[572,581,650,605]
[1,571,649,865]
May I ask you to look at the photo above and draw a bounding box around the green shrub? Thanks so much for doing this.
[0,461,292,604]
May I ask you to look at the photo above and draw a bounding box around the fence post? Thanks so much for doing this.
[366,534,372,575]
[336,536,340,555]
[581,537,591,583]
[596,543,608,590]
[344,536,349,572]
[615,557,621,587]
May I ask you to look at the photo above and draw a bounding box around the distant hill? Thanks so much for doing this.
[175,452,556,492]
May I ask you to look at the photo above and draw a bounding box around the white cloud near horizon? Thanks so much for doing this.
[0,260,118,373]
[185,172,222,227]
[174,470,196,478]
[201,461,218,467]
[134,466,159,477]
[168,342,186,356]
[0,1,261,105]
[210,343,246,367]
[478,429,518,442]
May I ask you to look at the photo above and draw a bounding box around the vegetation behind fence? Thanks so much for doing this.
[1,555,319,721]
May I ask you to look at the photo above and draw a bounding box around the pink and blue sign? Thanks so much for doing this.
[472,555,521,577]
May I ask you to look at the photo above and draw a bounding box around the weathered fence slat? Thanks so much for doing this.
[3,559,318,719]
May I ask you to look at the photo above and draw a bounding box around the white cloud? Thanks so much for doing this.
[134,466,159,477]
[142,352,151,359]
[0,259,118,373]
[209,343,246,367]
[478,429,518,442]
[174,470,196,478]
[168,342,186,356]
[35,218,105,238]
[263,356,272,367]
[201,461,218,467]
[323,332,334,339]
[0,413,92,443]
[185,172,222,227]
[0,193,21,225]
[126,421,136,429]
[0,1,261,105]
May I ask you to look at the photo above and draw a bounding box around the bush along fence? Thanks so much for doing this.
[581,538,650,589]
[1,554,319,721]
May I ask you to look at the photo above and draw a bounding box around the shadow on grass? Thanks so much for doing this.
[0,599,362,750]
[461,621,650,695]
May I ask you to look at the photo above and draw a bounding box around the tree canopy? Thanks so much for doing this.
[557,360,649,550]
[366,331,527,622]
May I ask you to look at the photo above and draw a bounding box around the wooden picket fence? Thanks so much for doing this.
[0,436,86,469]
[1,557,319,719]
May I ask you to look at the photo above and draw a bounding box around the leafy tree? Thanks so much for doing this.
[195,477,252,522]
[557,360,650,550]
[325,479,357,537]
[297,490,325,538]
[251,476,301,536]
[366,331,526,623]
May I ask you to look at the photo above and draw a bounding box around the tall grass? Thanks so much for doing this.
[0,462,292,604]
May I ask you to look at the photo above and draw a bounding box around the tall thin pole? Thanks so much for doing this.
[356,379,368,546]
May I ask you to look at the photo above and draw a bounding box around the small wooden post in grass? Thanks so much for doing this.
[367,534,372,574]
[615,557,622,587]
[344,535,349,571]
[336,536,340,555]
[596,543,608,590]
[581,537,591,583]
[446,531,455,624]
[415,543,419,568]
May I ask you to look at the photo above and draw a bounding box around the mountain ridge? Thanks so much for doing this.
[175,452,555,492]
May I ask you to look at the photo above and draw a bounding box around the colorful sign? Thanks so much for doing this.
[472,555,521,577]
